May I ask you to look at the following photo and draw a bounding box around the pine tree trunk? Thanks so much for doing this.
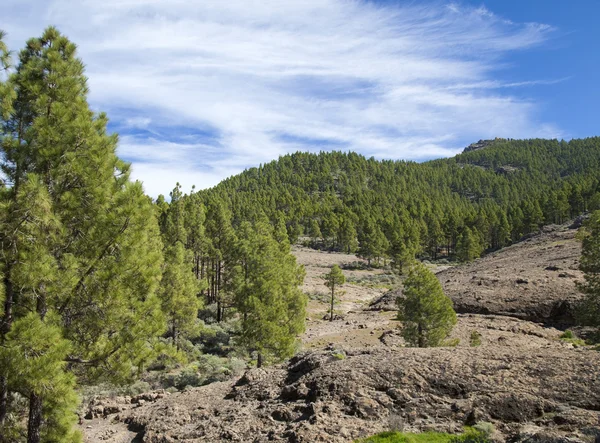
[172,323,178,350]
[257,353,263,368]
[418,323,424,348]
[330,286,334,322]
[27,292,47,443]
[0,376,8,426]
[0,275,14,425]
[27,393,43,443]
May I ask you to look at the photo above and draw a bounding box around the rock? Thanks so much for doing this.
[272,408,293,422]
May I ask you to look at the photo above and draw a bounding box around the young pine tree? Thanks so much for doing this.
[324,265,345,321]
[235,221,306,367]
[397,263,457,347]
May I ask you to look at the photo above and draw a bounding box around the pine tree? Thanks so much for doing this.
[159,243,201,350]
[324,265,345,321]
[184,191,208,281]
[397,263,457,347]
[337,215,358,254]
[3,313,81,442]
[308,219,322,247]
[456,227,483,262]
[576,210,600,327]
[235,221,306,367]
[204,198,237,321]
[0,28,165,442]
[158,184,203,350]
[358,218,386,266]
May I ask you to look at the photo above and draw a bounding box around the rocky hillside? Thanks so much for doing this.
[81,223,600,443]
[439,224,583,326]
[370,223,584,326]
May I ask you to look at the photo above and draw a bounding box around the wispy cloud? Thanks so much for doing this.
[2,0,561,196]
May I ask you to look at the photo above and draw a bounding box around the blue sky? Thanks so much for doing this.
[2,0,598,197]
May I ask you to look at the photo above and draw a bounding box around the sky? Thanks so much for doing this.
[2,0,599,197]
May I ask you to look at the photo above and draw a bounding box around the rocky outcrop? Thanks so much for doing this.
[462,139,504,153]
[119,344,600,442]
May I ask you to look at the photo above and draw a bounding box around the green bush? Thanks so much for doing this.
[470,331,482,347]
[357,428,490,443]
[443,338,461,347]
[473,422,495,436]
[559,330,586,347]
[331,349,346,360]
[161,355,247,391]
[346,273,402,289]
[561,329,575,339]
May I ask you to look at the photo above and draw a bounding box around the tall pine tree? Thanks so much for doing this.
[0,28,165,442]
[324,265,345,322]
[235,221,306,367]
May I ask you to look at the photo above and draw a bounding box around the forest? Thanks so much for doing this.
[200,137,600,265]
[1,27,600,443]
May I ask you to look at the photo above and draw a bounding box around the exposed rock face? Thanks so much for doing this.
[367,290,399,312]
[120,341,600,442]
[462,139,504,153]
[439,226,583,326]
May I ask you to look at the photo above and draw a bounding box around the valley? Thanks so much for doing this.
[81,221,598,443]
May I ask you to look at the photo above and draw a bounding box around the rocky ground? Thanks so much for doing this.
[82,224,600,443]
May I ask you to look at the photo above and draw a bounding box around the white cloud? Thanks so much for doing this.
[2,0,561,196]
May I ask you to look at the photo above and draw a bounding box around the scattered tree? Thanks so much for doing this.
[324,265,345,321]
[397,263,457,347]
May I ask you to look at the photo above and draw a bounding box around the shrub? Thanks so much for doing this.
[561,329,575,339]
[473,422,495,436]
[160,355,247,391]
[444,338,461,347]
[559,330,586,347]
[470,331,482,347]
[331,349,346,360]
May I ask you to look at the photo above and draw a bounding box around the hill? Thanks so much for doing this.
[199,138,600,265]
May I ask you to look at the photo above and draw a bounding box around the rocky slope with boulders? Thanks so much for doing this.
[370,223,584,325]
[98,328,600,442]
[82,223,600,443]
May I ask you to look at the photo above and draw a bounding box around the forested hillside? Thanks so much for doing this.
[196,138,600,267]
